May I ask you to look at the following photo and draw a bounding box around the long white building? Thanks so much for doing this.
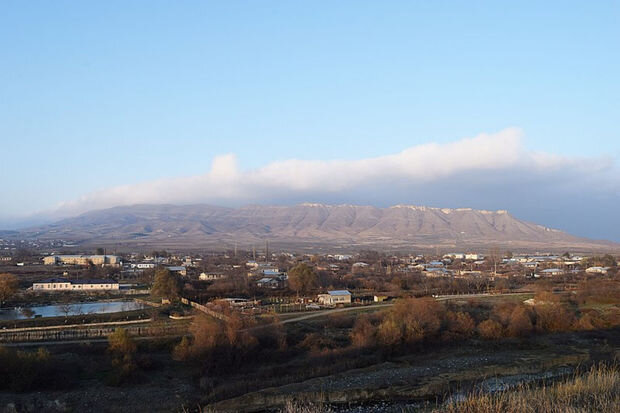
[43,255,121,266]
[32,278,120,291]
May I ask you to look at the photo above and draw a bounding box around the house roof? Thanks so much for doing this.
[327,290,351,296]
[36,278,70,283]
[36,278,119,285]
[257,277,277,283]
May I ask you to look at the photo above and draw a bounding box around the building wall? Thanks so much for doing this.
[318,294,351,305]
[43,256,59,265]
[33,282,120,291]
[43,255,120,266]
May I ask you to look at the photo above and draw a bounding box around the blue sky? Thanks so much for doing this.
[1,1,619,240]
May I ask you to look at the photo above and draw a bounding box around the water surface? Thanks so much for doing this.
[0,301,146,321]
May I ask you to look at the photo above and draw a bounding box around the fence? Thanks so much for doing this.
[0,323,186,343]
[180,297,230,321]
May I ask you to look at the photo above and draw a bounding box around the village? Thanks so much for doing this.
[1,240,617,319]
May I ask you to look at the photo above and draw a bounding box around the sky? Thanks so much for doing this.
[1,1,619,240]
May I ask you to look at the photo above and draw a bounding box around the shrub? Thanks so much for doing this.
[506,306,533,337]
[477,319,503,340]
[350,314,377,348]
[444,311,476,340]
[376,297,444,346]
[534,302,574,332]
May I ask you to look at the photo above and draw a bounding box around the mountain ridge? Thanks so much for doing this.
[10,203,619,252]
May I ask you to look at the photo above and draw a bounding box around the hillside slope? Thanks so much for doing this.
[16,203,617,251]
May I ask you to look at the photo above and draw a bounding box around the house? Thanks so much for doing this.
[424,267,452,277]
[199,272,227,281]
[317,290,352,306]
[32,278,120,291]
[331,254,353,261]
[261,268,285,276]
[256,277,283,289]
[132,262,156,269]
[586,266,609,274]
[255,272,287,289]
[426,261,444,268]
[166,266,187,276]
[465,253,483,261]
[535,268,563,278]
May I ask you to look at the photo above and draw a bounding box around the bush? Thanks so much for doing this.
[534,302,574,332]
[477,319,503,340]
[506,306,533,337]
[0,346,77,391]
[376,297,444,346]
[443,311,476,340]
[350,314,377,348]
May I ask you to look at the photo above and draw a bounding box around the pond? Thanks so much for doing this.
[0,300,148,321]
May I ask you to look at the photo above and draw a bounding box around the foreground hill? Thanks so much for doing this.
[16,203,619,251]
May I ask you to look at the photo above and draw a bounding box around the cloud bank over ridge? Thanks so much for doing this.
[22,128,620,241]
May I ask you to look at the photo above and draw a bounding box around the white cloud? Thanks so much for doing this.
[47,127,617,225]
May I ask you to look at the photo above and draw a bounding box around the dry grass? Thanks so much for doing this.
[278,399,333,413]
[439,364,619,413]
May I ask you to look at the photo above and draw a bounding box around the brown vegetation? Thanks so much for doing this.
[0,273,18,305]
[107,328,139,385]
[0,346,78,391]
[348,288,620,350]
[439,364,619,413]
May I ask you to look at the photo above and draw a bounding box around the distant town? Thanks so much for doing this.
[1,237,617,303]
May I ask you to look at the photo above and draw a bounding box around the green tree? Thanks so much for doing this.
[288,263,318,295]
[0,273,18,306]
[150,268,181,300]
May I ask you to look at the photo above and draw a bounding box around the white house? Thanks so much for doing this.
[199,272,227,281]
[465,253,483,260]
[586,266,609,274]
[166,266,187,276]
[535,268,564,278]
[331,254,353,261]
[317,290,352,305]
[132,263,156,269]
